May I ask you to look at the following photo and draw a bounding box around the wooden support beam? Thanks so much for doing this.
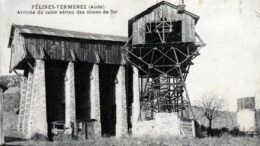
[69,49,77,62]
[173,48,194,119]
[26,61,34,72]
[195,32,206,46]
[24,48,29,58]
[40,47,46,59]
[94,50,101,63]
[13,69,23,81]
[123,34,133,47]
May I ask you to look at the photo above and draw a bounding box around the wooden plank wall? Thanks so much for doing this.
[132,5,195,44]
[23,35,124,64]
[10,28,26,70]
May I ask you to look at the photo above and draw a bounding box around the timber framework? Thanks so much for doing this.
[8,1,205,139]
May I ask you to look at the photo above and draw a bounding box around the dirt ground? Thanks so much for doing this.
[3,135,260,146]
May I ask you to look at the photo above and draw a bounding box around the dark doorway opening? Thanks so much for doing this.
[126,65,133,131]
[45,61,67,139]
[74,63,92,122]
[99,65,119,136]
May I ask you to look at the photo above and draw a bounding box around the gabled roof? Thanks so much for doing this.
[129,1,199,24]
[8,24,127,47]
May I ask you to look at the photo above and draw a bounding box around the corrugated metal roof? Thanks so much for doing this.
[11,24,127,43]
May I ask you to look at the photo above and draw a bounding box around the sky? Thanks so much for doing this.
[0,0,260,111]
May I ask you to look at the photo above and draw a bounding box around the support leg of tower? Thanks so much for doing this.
[17,76,27,132]
[65,62,76,133]
[27,60,48,138]
[132,66,140,134]
[115,65,128,137]
[90,64,101,138]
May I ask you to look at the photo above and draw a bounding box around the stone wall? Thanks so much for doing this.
[16,60,130,139]
[256,110,260,130]
[0,87,4,145]
[132,113,182,137]
[115,66,128,137]
[17,77,27,132]
[28,60,48,138]
[65,62,76,130]
[237,109,256,132]
[90,64,101,137]
[132,67,140,127]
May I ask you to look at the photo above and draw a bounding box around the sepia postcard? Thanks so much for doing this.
[0,0,260,145]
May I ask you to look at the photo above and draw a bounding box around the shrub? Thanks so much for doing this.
[3,92,20,112]
[31,133,48,141]
[230,127,245,137]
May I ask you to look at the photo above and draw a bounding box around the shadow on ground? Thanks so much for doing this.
[4,136,26,144]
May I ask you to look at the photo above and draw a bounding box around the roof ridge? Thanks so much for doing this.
[129,0,199,23]
[9,24,127,48]
[21,24,126,38]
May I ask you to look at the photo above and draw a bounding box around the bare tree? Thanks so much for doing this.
[196,95,225,131]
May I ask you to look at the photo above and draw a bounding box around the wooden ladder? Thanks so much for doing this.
[23,73,34,135]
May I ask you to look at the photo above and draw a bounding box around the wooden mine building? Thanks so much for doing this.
[8,1,205,139]
[8,24,130,139]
